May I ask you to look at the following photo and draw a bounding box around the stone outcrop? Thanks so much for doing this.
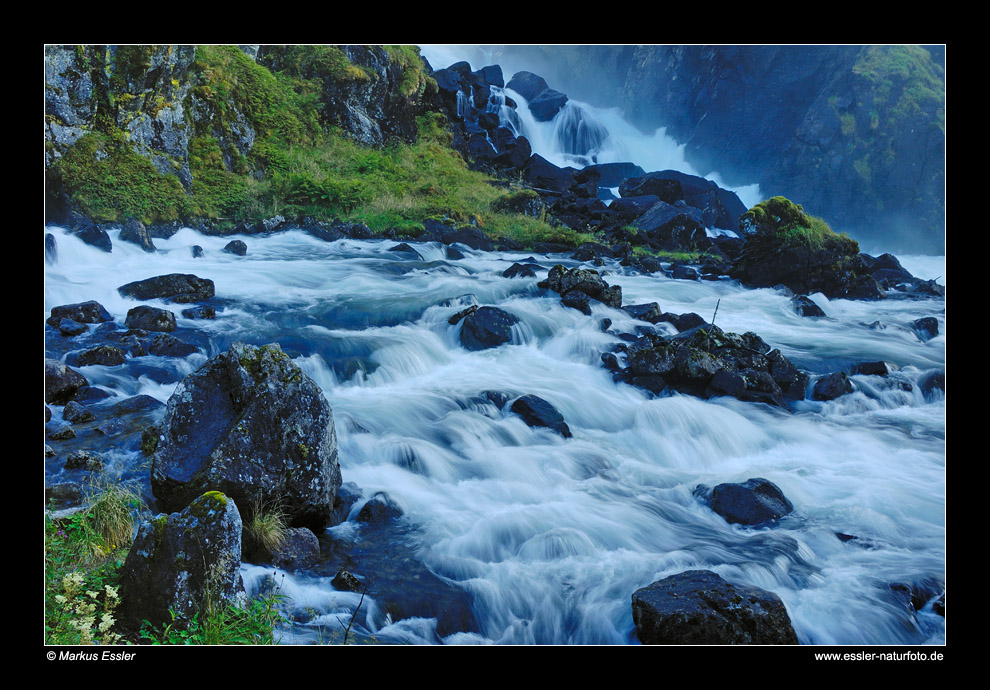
[151,342,341,530]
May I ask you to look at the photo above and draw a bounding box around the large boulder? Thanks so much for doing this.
[632,570,799,644]
[117,491,244,630]
[117,273,215,303]
[151,342,341,530]
[729,197,880,299]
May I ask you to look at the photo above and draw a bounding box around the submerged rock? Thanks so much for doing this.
[631,570,799,644]
[151,342,342,530]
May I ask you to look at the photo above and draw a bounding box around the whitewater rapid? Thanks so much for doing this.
[44,226,945,645]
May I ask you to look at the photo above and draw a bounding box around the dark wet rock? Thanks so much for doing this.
[119,217,156,252]
[387,242,422,259]
[45,406,52,423]
[47,425,76,440]
[148,333,199,357]
[919,370,945,398]
[71,222,112,253]
[560,290,593,315]
[45,233,58,264]
[223,239,248,256]
[191,245,204,258]
[546,264,622,310]
[502,262,538,278]
[483,390,510,409]
[586,162,647,187]
[659,312,707,332]
[506,71,568,121]
[117,273,215,303]
[357,491,404,524]
[45,359,88,404]
[709,478,793,526]
[601,352,621,372]
[445,246,465,260]
[912,316,939,341]
[249,527,321,570]
[332,570,365,592]
[448,304,478,325]
[852,361,889,376]
[73,386,114,404]
[671,264,700,281]
[791,295,826,317]
[181,305,216,319]
[812,372,853,401]
[614,325,806,406]
[118,491,245,630]
[632,570,799,645]
[441,225,493,251]
[55,318,87,336]
[460,306,519,351]
[46,300,114,328]
[151,342,341,530]
[510,394,572,438]
[73,345,127,367]
[46,482,83,507]
[65,450,104,472]
[125,305,177,332]
[63,400,95,424]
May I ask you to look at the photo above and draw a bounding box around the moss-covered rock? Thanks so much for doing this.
[731,197,881,299]
[117,491,244,630]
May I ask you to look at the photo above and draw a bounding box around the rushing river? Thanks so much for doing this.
[44,225,945,645]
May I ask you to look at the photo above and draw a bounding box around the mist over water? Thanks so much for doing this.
[45,224,945,645]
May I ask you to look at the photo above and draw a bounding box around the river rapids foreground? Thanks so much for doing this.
[44,225,946,645]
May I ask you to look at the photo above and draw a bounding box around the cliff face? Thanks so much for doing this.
[490,45,946,254]
[44,45,434,227]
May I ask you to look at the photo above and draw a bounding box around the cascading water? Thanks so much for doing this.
[44,225,946,645]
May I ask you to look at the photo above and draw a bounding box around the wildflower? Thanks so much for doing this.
[105,585,118,599]
[87,590,99,600]
[99,613,115,633]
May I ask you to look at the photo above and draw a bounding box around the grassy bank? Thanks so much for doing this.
[48,44,591,248]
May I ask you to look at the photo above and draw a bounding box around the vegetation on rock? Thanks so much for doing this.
[46,44,577,247]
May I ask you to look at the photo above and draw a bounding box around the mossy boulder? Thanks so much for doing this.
[151,342,342,530]
[118,491,244,630]
[730,197,881,299]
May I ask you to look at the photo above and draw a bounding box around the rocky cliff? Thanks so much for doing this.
[44,45,436,229]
